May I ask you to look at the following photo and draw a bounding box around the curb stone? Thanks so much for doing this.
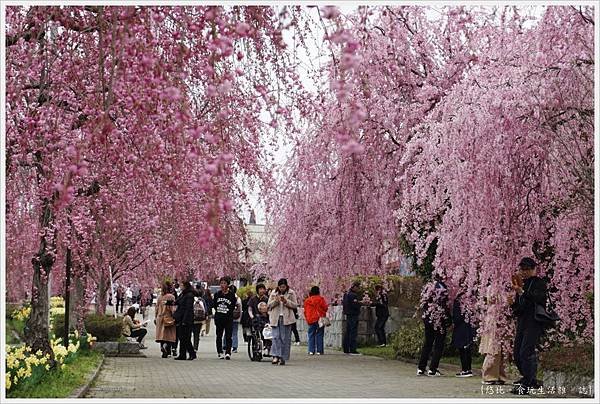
[70,355,105,398]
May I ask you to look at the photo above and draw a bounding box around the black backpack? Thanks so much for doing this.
[193,298,206,322]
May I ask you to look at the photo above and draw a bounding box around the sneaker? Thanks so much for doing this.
[138,344,148,349]
[348,351,362,356]
[512,378,525,385]
[316,352,322,355]
[417,369,426,376]
[294,341,300,346]
[308,352,314,355]
[378,344,387,347]
[218,353,224,359]
[427,370,443,377]
[225,354,231,360]
[456,370,473,378]
[278,359,286,365]
[232,348,238,353]
[482,380,496,385]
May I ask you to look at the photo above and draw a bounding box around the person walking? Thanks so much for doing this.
[303,286,328,355]
[373,284,389,347]
[417,274,451,376]
[122,306,148,348]
[452,291,476,377]
[213,277,237,360]
[224,285,243,353]
[155,281,177,358]
[291,308,301,345]
[510,257,547,395]
[125,285,133,307]
[116,285,125,314]
[201,288,213,336]
[342,281,362,355]
[192,283,207,353]
[241,290,254,343]
[267,278,298,365]
[173,281,196,360]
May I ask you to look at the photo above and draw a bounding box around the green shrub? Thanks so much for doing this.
[390,319,424,359]
[52,313,122,342]
[390,318,482,361]
[236,284,255,300]
[83,314,123,342]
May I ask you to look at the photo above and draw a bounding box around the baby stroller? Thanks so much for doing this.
[248,319,272,362]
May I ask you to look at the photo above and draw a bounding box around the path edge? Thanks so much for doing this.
[70,354,105,398]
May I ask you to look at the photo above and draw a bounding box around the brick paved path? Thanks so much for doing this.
[85,307,497,398]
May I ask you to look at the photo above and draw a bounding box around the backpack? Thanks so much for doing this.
[233,302,241,320]
[193,297,206,322]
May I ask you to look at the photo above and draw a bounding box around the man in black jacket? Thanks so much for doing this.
[212,276,237,360]
[342,282,362,355]
[510,257,547,395]
[173,281,196,360]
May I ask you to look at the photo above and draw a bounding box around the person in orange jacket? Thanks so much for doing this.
[303,286,329,355]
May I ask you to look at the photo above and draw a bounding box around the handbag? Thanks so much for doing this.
[534,303,559,326]
[318,316,331,328]
[523,280,560,327]
[161,300,176,327]
[534,290,560,327]
[163,313,175,327]
[233,305,241,320]
[262,324,273,340]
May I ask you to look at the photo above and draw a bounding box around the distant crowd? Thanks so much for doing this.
[119,256,550,395]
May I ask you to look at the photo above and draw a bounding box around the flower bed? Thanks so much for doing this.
[5,331,96,395]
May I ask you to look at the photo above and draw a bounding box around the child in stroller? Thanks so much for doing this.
[249,302,272,360]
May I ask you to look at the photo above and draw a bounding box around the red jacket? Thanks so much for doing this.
[303,295,329,325]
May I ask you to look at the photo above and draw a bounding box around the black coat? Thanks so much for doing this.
[343,290,361,316]
[373,291,389,318]
[511,276,547,322]
[451,294,475,349]
[173,289,195,326]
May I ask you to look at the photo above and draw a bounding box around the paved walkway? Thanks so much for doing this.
[85,307,502,398]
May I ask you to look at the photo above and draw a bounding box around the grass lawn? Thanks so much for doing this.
[357,345,397,360]
[357,345,485,369]
[7,350,103,398]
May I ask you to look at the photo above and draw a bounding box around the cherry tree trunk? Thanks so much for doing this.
[95,273,108,315]
[68,274,86,332]
[25,199,55,364]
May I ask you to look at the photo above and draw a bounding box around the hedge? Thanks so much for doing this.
[389,318,482,360]
[52,313,122,342]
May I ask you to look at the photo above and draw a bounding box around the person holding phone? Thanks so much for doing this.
[510,257,547,395]
[267,278,298,365]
